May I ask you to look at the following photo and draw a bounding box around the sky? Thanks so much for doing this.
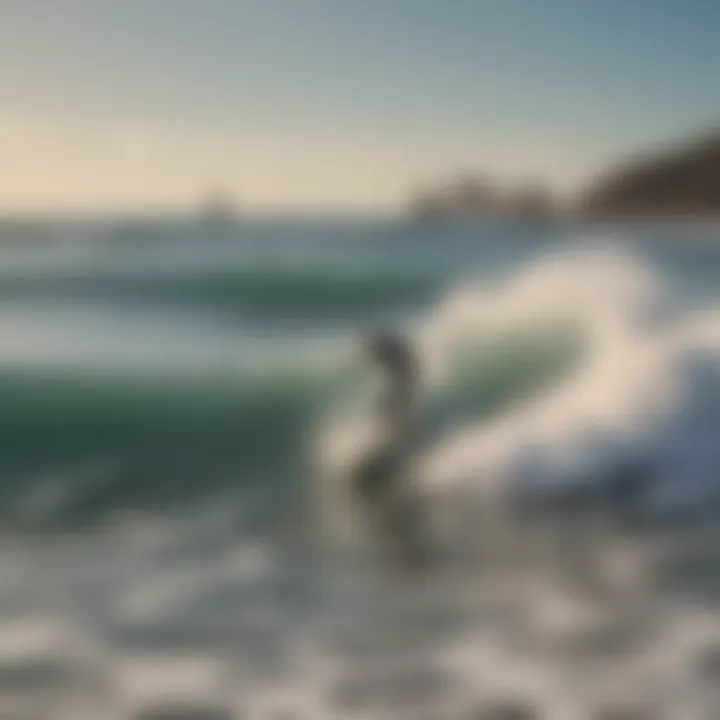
[1,0,720,215]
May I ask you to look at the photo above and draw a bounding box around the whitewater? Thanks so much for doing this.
[0,218,720,718]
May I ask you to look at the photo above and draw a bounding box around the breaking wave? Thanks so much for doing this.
[318,241,720,537]
[7,237,720,532]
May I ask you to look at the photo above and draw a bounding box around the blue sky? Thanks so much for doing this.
[1,0,720,213]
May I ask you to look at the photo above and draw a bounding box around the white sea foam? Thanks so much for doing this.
[320,239,720,527]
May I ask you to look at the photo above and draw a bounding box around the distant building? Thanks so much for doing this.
[509,182,555,220]
[199,190,240,229]
[409,175,500,222]
[408,174,557,223]
[450,174,498,215]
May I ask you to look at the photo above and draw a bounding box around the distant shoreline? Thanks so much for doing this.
[409,130,720,228]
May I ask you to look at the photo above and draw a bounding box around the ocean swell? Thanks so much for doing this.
[0,265,440,317]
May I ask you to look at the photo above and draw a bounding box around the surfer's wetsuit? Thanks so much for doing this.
[353,329,431,570]
[354,330,417,502]
[364,329,417,429]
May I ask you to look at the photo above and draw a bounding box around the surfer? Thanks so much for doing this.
[351,328,432,570]
[365,328,418,432]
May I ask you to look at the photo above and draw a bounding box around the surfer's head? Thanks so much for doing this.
[362,328,418,427]
[363,328,416,380]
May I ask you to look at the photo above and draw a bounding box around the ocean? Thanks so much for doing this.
[1,217,720,718]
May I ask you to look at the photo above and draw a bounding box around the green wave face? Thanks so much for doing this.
[0,320,583,529]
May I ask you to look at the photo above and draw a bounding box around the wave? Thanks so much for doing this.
[10,238,720,531]
[0,265,440,317]
[0,356,352,528]
[317,240,720,545]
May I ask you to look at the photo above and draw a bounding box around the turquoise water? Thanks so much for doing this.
[1,218,720,717]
